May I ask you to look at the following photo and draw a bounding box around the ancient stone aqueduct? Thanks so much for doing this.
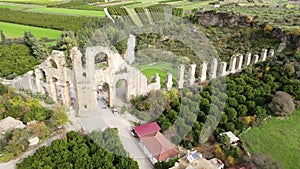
[1,35,274,116]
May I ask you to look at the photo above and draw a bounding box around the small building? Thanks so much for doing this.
[133,121,161,138]
[222,131,240,146]
[0,116,25,138]
[208,158,225,169]
[186,150,202,163]
[28,136,39,146]
[133,122,179,164]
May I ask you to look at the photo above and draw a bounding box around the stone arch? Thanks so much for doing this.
[49,59,58,69]
[37,68,47,83]
[96,82,111,107]
[49,77,60,102]
[115,79,128,105]
[42,86,49,96]
[94,52,108,69]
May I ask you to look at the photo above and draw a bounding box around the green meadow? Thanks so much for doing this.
[240,110,300,169]
[0,22,61,39]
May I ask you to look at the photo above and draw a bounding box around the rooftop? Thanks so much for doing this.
[223,131,240,144]
[134,121,161,138]
[141,131,179,161]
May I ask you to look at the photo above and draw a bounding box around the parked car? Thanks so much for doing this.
[112,109,118,114]
[130,128,138,138]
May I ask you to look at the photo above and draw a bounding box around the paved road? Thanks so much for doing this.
[0,97,153,169]
[78,96,154,169]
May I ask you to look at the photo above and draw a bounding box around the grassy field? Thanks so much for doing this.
[240,110,300,169]
[134,62,177,86]
[0,22,61,39]
[0,3,24,9]
[0,0,63,5]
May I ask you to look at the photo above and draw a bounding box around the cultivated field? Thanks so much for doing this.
[0,0,63,5]
[0,2,105,17]
[240,110,300,169]
[0,22,61,39]
[28,7,105,17]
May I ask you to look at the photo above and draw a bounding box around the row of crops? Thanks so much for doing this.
[107,3,184,25]
[134,8,150,25]
[107,6,135,26]
[146,4,166,23]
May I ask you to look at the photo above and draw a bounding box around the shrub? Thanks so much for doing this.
[268,91,295,116]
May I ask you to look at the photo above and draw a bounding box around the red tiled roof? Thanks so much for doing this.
[134,122,161,138]
[141,132,179,161]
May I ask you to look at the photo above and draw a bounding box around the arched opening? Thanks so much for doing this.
[50,59,58,69]
[38,69,47,83]
[95,52,108,69]
[115,79,128,106]
[53,77,62,102]
[97,82,110,109]
[42,86,49,96]
[69,82,76,107]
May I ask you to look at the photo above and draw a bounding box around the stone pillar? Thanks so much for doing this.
[155,73,161,89]
[252,54,259,64]
[268,49,274,57]
[260,49,268,61]
[188,64,196,86]
[165,73,173,91]
[177,64,185,89]
[209,58,218,80]
[243,52,252,67]
[199,62,208,83]
[60,81,72,107]
[109,85,115,108]
[236,54,244,70]
[219,62,227,77]
[125,34,136,64]
[229,56,237,73]
[34,69,43,93]
[49,78,58,102]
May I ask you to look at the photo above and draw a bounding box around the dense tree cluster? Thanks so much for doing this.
[130,57,300,150]
[0,43,39,79]
[16,130,139,169]
[0,31,52,79]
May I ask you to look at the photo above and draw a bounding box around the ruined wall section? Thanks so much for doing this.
[71,46,161,116]
[10,50,73,107]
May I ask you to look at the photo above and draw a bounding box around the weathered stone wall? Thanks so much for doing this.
[165,48,274,89]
